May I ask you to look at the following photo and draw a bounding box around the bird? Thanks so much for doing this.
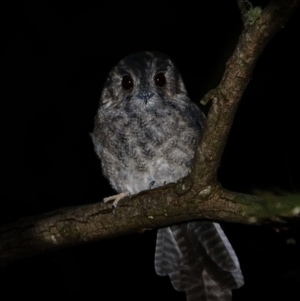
[90,52,244,301]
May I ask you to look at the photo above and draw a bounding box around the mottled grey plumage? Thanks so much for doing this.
[91,52,243,300]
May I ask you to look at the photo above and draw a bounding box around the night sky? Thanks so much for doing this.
[1,1,300,300]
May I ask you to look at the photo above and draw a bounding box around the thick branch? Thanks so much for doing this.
[1,182,299,266]
[0,0,299,266]
[194,0,300,184]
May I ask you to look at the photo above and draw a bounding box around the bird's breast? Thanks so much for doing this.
[97,110,198,194]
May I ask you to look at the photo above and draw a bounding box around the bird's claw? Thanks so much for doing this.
[103,192,130,214]
[149,181,156,189]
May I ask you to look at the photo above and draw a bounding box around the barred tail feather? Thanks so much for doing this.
[155,222,244,301]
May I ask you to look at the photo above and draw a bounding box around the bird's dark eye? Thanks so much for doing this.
[154,72,166,87]
[122,75,133,90]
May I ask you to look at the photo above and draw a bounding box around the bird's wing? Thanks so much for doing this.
[155,221,244,301]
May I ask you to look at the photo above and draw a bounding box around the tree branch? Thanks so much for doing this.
[0,179,300,265]
[0,0,299,266]
[1,182,299,266]
[195,0,300,184]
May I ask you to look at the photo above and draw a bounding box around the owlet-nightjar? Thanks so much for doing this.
[91,52,244,301]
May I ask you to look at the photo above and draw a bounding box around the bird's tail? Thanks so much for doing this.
[155,222,244,301]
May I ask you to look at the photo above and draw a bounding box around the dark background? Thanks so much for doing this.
[1,0,300,300]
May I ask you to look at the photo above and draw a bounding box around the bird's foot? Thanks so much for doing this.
[103,191,130,212]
